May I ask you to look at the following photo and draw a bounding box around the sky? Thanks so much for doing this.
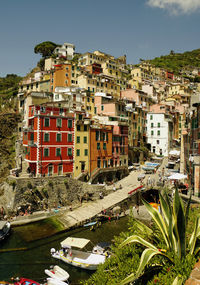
[1,0,200,77]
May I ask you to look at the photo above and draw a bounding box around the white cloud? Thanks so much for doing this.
[147,0,200,15]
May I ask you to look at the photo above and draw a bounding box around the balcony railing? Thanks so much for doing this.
[28,140,37,147]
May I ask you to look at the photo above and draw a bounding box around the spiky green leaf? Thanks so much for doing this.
[120,248,168,285]
[172,276,183,285]
[173,188,186,258]
[185,194,192,227]
[189,215,200,255]
[142,198,170,248]
[120,235,157,250]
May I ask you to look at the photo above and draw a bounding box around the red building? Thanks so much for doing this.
[166,71,174,80]
[112,125,129,167]
[23,104,75,177]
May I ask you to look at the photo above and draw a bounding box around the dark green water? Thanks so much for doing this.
[0,216,129,284]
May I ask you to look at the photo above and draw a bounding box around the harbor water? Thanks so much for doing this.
[0,216,129,284]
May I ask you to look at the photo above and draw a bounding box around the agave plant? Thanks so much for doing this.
[119,188,200,284]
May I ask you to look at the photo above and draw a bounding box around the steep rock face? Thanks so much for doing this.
[0,176,106,215]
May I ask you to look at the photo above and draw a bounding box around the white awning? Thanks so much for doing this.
[169,150,180,156]
[168,173,187,180]
[61,237,90,249]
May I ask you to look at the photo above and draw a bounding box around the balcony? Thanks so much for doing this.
[23,125,34,131]
[28,140,37,147]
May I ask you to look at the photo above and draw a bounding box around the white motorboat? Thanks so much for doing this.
[46,278,68,285]
[45,265,69,281]
[51,237,106,270]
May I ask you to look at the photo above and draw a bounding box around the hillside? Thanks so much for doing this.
[146,48,200,76]
[0,74,22,181]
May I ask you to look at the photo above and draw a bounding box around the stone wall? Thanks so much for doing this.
[0,176,106,216]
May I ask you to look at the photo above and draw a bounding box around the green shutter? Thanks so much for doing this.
[68,120,72,128]
[57,118,62,127]
[68,134,72,142]
[68,148,72,156]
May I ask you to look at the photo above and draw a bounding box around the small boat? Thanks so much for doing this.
[92,242,111,256]
[46,278,68,285]
[14,278,40,285]
[83,221,97,228]
[83,221,101,231]
[51,237,106,270]
[45,265,69,281]
[0,221,11,241]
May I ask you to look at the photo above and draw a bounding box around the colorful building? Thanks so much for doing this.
[74,112,90,179]
[23,104,75,177]
[89,124,113,176]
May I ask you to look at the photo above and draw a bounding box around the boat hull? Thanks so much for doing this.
[52,250,105,271]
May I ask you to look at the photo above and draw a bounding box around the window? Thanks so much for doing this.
[44,133,49,142]
[44,118,50,127]
[41,107,46,113]
[103,143,106,150]
[150,115,153,120]
[101,105,104,111]
[30,133,34,142]
[56,133,61,142]
[66,73,68,77]
[76,149,80,156]
[158,122,160,127]
[96,130,100,141]
[44,148,49,157]
[68,133,72,142]
[97,157,101,168]
[56,148,61,156]
[77,125,80,131]
[77,136,80,143]
[84,149,88,156]
[68,148,72,156]
[97,142,100,150]
[151,123,154,128]
[84,125,87,131]
[157,140,160,144]
[103,133,106,141]
[151,130,154,136]
[57,118,62,128]
[68,119,72,128]
[84,136,87,143]
[157,130,160,136]
[79,114,83,120]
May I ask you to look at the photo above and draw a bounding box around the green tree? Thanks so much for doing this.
[120,189,200,284]
[37,58,45,70]
[34,41,58,58]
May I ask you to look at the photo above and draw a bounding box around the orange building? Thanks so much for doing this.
[89,125,113,175]
[51,63,72,92]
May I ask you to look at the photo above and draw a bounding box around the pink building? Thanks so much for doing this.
[94,94,129,167]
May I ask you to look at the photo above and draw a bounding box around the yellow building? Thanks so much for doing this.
[74,112,90,179]
[77,73,121,98]
[19,73,51,93]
